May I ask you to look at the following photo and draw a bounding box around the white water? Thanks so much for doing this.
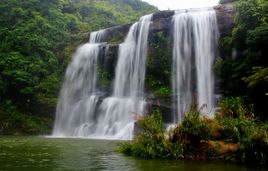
[52,29,105,136]
[52,15,152,140]
[91,14,152,140]
[172,9,219,123]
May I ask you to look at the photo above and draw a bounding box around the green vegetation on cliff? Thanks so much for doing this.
[218,0,268,118]
[0,0,157,135]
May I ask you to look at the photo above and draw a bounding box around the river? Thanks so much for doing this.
[0,136,265,171]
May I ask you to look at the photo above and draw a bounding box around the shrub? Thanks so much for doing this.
[218,97,254,118]
[0,101,52,135]
[118,100,268,166]
[117,109,184,159]
[236,126,268,165]
[215,97,257,142]
[173,111,212,144]
[217,97,268,165]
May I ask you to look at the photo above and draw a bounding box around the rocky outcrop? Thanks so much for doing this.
[214,4,236,37]
[220,0,236,4]
[151,10,174,34]
[89,3,235,44]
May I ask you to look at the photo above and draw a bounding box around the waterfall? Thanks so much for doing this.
[172,9,219,123]
[91,14,152,140]
[52,30,106,136]
[52,14,152,140]
[53,8,218,138]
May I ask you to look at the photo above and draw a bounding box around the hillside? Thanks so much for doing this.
[0,0,157,135]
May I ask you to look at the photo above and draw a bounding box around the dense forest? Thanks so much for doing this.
[0,0,157,134]
[218,0,268,119]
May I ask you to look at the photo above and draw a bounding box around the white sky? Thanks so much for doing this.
[142,0,220,10]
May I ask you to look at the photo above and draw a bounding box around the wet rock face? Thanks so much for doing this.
[151,6,236,38]
[214,4,236,37]
[220,0,236,4]
[151,10,174,33]
[103,24,132,44]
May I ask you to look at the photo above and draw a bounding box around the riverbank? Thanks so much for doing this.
[118,97,268,166]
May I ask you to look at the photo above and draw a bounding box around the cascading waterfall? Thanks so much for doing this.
[52,30,106,136]
[172,9,219,123]
[52,14,152,140]
[92,14,152,140]
[53,8,219,138]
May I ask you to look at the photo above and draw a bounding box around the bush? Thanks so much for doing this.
[0,101,52,135]
[218,97,253,118]
[216,97,268,165]
[117,99,268,166]
[117,109,184,159]
[216,97,256,143]
[173,111,212,144]
[236,126,268,165]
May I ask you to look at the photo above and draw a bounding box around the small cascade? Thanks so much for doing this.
[90,29,106,43]
[172,9,219,123]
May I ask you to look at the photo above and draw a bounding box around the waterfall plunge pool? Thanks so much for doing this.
[0,136,265,170]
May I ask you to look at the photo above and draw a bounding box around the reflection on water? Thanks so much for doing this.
[0,137,265,171]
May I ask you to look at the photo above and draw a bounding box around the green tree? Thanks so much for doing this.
[219,0,268,118]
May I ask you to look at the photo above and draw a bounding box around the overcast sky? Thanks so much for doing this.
[142,0,220,10]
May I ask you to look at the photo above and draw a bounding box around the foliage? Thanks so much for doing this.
[117,109,184,159]
[236,124,268,165]
[218,97,254,118]
[118,98,268,166]
[0,101,52,135]
[146,31,172,97]
[243,67,268,89]
[154,87,172,97]
[219,0,268,118]
[214,97,268,165]
[173,111,212,144]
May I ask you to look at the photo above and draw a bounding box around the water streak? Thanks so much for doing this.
[52,30,105,136]
[92,14,152,140]
[172,9,219,123]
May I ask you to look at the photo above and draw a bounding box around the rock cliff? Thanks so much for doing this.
[89,3,235,43]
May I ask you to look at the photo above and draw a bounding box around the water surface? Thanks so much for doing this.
[0,137,265,171]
